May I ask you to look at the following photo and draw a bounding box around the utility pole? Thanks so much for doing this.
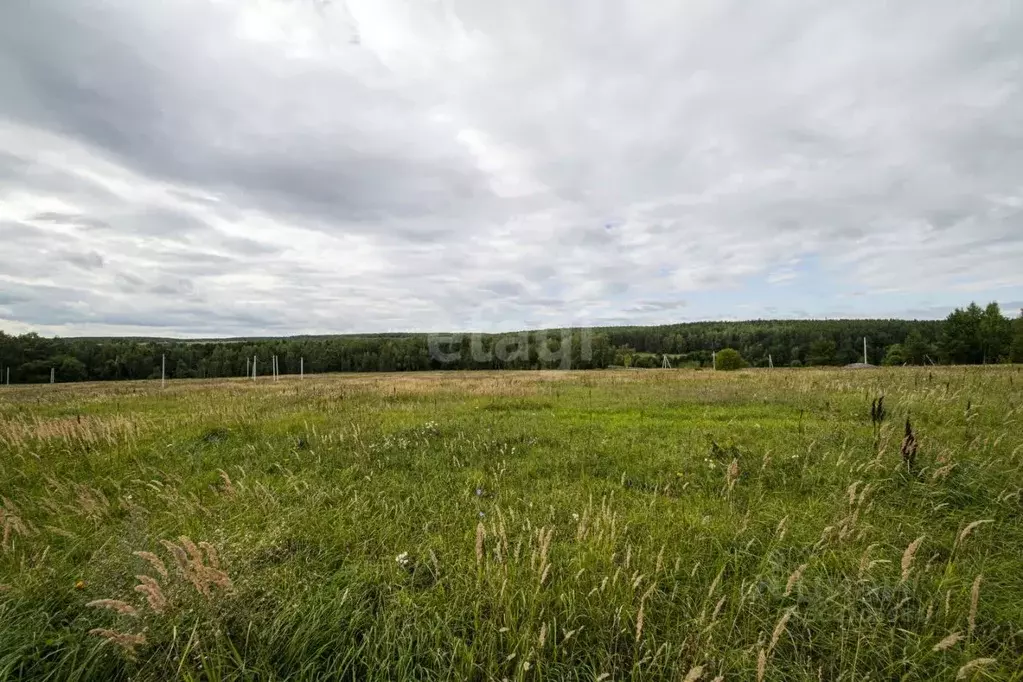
[712,351,717,371]
[162,354,166,389]
[300,357,304,379]
[246,357,250,378]
[252,355,256,380]
[863,337,868,364]
[769,354,774,369]
[51,367,55,384]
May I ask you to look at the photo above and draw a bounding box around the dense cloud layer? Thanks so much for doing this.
[1,0,1021,336]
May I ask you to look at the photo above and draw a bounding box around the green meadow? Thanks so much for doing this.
[1,368,1021,680]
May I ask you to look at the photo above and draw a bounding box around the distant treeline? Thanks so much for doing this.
[1,302,1020,383]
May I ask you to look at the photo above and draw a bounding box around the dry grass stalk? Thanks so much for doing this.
[900,536,925,584]
[89,628,146,657]
[475,522,485,568]
[86,599,138,617]
[635,599,646,643]
[969,574,982,638]
[757,647,767,682]
[133,551,168,579]
[134,575,167,614]
[538,621,548,648]
[933,632,963,651]
[956,658,996,679]
[785,564,808,596]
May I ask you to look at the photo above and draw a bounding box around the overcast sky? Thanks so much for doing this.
[1,0,1021,337]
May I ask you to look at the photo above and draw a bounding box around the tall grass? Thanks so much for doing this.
[1,367,1021,680]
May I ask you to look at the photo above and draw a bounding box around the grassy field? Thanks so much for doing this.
[1,368,1021,681]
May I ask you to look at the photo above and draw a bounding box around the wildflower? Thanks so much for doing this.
[572,513,580,521]
[475,487,484,497]
[396,552,410,568]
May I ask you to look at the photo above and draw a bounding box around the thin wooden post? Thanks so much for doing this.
[162,354,166,389]
[51,367,55,384]
[300,357,304,379]
[252,355,257,380]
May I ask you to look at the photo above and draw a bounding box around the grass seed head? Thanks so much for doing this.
[933,632,964,652]
[969,574,982,638]
[956,658,996,680]
[900,536,925,584]
[86,599,138,617]
[133,551,168,579]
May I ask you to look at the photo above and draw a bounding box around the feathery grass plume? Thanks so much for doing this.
[969,574,982,638]
[932,462,957,481]
[900,536,925,584]
[956,520,993,549]
[89,628,146,657]
[711,677,724,682]
[776,516,789,541]
[900,418,918,470]
[711,596,726,623]
[635,599,646,643]
[86,599,138,617]
[179,536,203,563]
[682,665,705,681]
[655,545,665,575]
[595,674,610,682]
[956,658,996,679]
[707,566,724,598]
[160,539,190,575]
[933,632,964,651]
[847,480,862,506]
[785,564,808,597]
[134,575,166,614]
[538,621,548,649]
[217,469,236,496]
[133,551,168,579]
[475,521,485,568]
[757,647,767,682]
[769,607,796,654]
[726,458,740,492]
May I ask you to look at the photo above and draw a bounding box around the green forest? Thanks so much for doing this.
[1,302,1020,384]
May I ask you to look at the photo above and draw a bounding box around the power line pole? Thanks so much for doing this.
[252,355,257,380]
[162,354,166,389]
[300,357,304,379]
[50,367,55,384]
[863,337,868,364]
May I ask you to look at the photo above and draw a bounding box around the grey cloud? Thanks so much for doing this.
[61,250,104,270]
[1,0,1022,336]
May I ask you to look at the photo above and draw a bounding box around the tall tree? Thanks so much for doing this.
[979,302,1012,363]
